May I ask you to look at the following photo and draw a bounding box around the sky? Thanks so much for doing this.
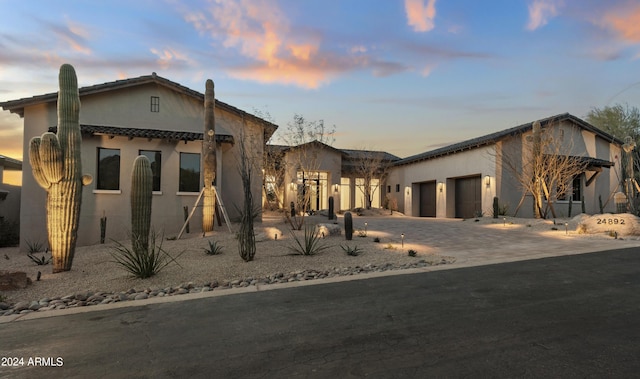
[1,0,640,186]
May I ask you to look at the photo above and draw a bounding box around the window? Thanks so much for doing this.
[179,153,200,192]
[139,150,161,191]
[97,148,120,190]
[572,175,582,202]
[150,96,160,112]
[396,184,400,192]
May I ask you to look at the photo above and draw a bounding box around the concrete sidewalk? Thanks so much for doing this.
[4,215,640,323]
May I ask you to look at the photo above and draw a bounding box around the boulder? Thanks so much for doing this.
[315,223,341,237]
[0,270,31,291]
[576,213,640,236]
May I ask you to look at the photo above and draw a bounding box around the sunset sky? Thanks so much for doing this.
[1,0,640,185]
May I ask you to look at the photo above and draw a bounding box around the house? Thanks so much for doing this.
[386,113,623,219]
[0,73,277,250]
[0,154,22,226]
[264,142,400,212]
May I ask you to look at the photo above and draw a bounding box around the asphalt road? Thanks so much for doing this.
[1,247,640,378]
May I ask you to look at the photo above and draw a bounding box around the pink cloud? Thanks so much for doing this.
[603,5,640,43]
[184,0,333,87]
[527,0,562,31]
[404,0,437,32]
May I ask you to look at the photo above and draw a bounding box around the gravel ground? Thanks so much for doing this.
[0,212,453,306]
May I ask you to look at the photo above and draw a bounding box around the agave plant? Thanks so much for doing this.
[204,240,223,255]
[110,231,183,279]
[288,226,330,256]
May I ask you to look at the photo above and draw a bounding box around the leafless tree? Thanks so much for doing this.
[501,120,589,219]
[348,149,393,209]
[264,114,336,229]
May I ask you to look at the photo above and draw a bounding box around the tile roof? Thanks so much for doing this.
[0,72,278,141]
[47,124,235,144]
[394,113,624,166]
[266,144,401,162]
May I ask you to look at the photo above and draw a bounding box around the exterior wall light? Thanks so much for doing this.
[290,182,296,191]
[438,182,444,192]
[334,184,339,193]
[485,175,491,186]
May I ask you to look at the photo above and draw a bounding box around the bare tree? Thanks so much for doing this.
[501,120,589,219]
[264,114,336,229]
[347,149,393,210]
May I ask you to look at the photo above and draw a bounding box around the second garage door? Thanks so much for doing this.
[455,176,481,218]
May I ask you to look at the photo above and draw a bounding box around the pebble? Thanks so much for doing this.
[0,258,454,316]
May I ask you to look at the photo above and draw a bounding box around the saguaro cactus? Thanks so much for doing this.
[131,155,153,253]
[29,64,92,273]
[202,79,216,232]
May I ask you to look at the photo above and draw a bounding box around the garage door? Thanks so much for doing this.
[455,176,481,218]
[419,181,436,217]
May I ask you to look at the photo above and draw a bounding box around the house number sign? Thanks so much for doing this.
[595,217,626,225]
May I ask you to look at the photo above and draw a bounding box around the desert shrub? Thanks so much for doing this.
[341,245,362,256]
[110,231,182,279]
[408,249,417,257]
[204,240,223,255]
[577,224,587,234]
[25,239,45,253]
[289,226,330,256]
[373,237,380,243]
[27,251,51,266]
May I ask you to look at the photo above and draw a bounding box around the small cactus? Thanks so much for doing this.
[492,197,499,219]
[29,64,92,273]
[131,155,153,253]
[344,211,353,240]
[568,196,573,218]
[328,196,335,220]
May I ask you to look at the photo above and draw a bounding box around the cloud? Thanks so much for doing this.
[602,4,640,43]
[38,18,92,55]
[182,0,412,88]
[404,0,437,32]
[183,0,328,87]
[527,0,562,31]
[150,47,194,70]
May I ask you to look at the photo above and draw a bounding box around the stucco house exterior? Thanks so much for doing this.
[386,113,623,219]
[0,73,277,250]
[264,142,399,212]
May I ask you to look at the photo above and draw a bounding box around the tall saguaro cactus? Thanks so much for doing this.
[202,79,217,232]
[29,64,92,273]
[131,155,153,253]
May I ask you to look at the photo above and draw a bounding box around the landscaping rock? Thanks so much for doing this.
[576,213,640,236]
[0,270,31,291]
[316,223,341,237]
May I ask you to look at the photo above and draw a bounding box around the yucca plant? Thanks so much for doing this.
[289,226,330,256]
[204,240,223,255]
[341,245,362,256]
[408,249,418,257]
[110,231,182,279]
